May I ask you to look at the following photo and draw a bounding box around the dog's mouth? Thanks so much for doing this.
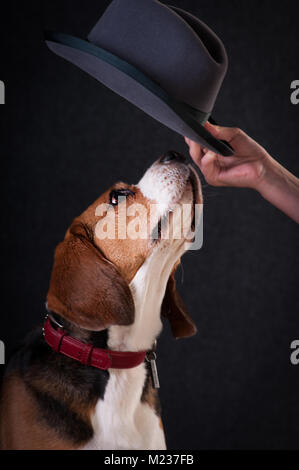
[151,165,201,242]
[188,165,201,231]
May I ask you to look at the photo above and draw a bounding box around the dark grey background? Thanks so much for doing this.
[1,0,299,450]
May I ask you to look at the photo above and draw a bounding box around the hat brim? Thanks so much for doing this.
[45,32,233,157]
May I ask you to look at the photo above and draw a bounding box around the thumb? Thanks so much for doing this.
[200,151,221,186]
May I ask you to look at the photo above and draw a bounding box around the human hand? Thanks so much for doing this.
[185,122,270,191]
[185,122,299,223]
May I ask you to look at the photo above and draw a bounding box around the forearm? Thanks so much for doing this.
[256,155,299,223]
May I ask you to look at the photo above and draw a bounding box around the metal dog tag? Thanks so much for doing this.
[146,351,160,389]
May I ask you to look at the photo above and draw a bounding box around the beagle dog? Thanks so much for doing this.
[0,151,202,450]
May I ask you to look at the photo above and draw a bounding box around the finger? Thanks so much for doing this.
[200,142,235,167]
[200,151,223,186]
[188,140,205,166]
[205,122,244,145]
[204,120,218,133]
[185,137,208,157]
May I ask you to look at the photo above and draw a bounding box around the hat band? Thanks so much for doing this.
[45,31,211,127]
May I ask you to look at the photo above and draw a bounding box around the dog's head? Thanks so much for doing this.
[47,151,203,339]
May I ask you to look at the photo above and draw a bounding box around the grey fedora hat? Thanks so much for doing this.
[45,0,233,156]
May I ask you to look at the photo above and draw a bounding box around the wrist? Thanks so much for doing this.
[254,153,299,223]
[253,153,283,196]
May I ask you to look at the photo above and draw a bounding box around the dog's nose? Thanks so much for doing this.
[159,151,186,164]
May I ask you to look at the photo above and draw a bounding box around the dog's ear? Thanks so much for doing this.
[47,221,135,330]
[161,263,197,339]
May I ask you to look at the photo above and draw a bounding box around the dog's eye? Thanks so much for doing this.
[109,189,135,206]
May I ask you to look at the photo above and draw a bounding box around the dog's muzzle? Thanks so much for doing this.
[159,150,186,164]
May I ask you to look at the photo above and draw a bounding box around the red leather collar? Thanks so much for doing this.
[43,317,147,370]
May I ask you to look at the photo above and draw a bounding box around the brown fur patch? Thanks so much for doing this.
[159,417,164,431]
[0,373,77,450]
[47,221,135,331]
[161,265,197,339]
[77,184,154,283]
[47,184,155,331]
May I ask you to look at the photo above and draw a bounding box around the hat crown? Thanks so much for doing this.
[88,0,228,113]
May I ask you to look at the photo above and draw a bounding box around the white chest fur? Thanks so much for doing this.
[82,251,176,450]
[82,230,187,450]
[82,365,166,450]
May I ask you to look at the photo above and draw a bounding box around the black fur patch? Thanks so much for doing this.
[6,324,109,445]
